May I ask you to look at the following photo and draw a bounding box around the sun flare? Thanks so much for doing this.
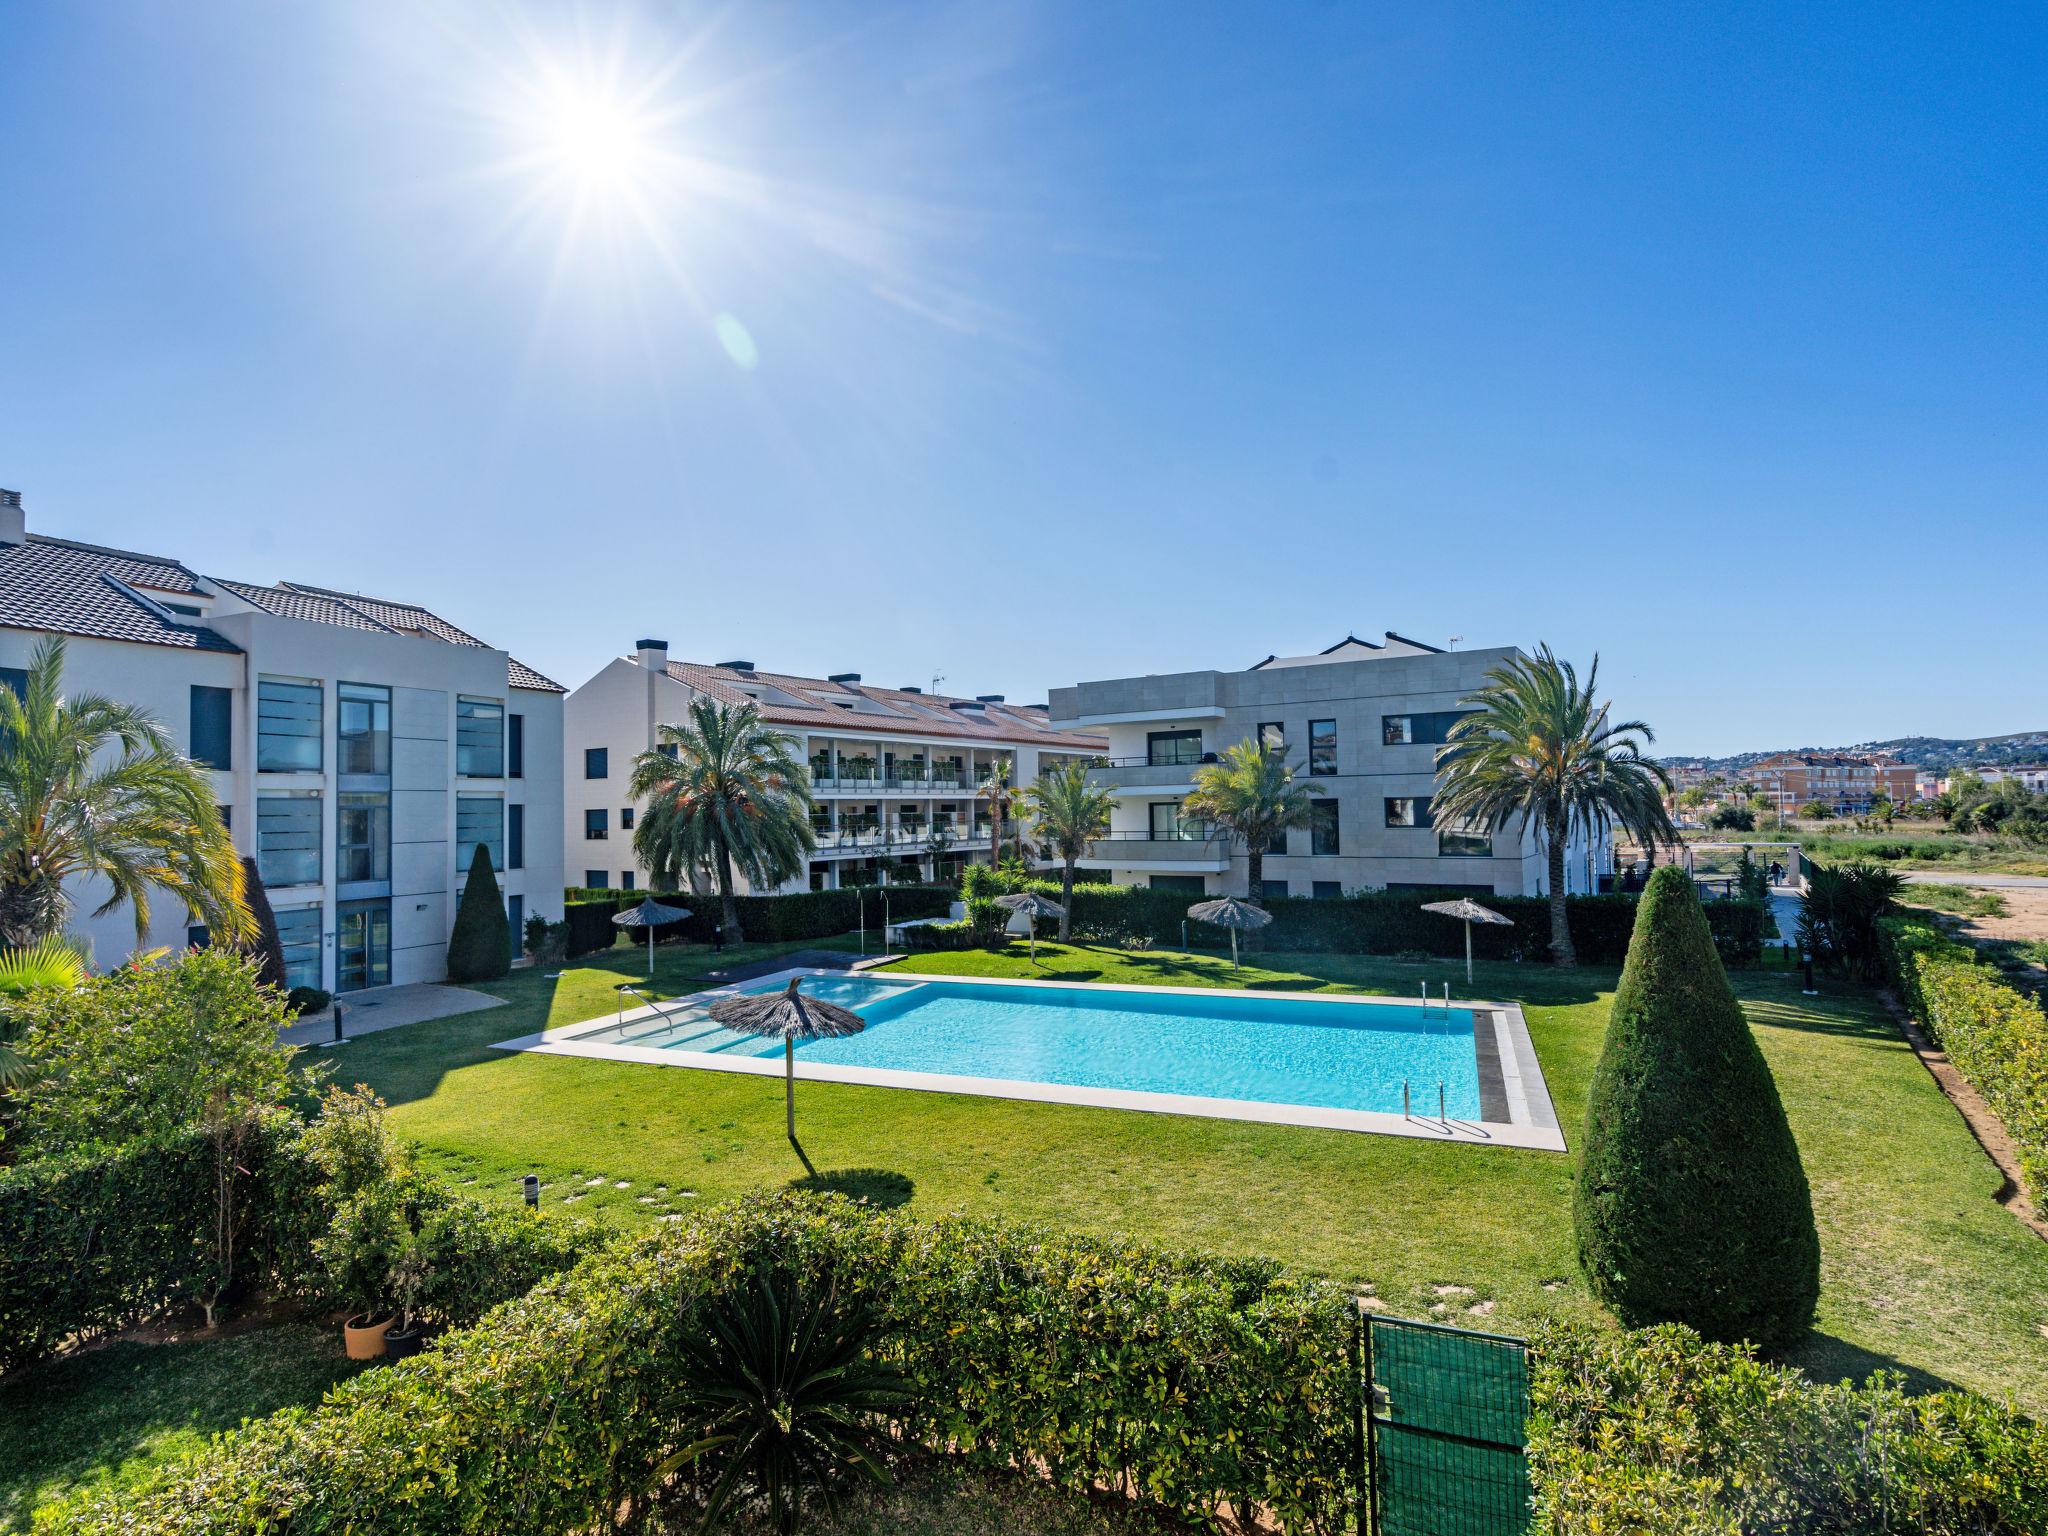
[532,76,655,195]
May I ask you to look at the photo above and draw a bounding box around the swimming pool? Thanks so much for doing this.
[510,968,1566,1147]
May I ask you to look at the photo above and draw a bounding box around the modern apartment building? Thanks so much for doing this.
[1046,635,1611,899]
[1748,752,1917,815]
[563,642,1105,892]
[1973,765,2048,794]
[0,490,565,991]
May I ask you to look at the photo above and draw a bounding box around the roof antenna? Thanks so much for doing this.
[1447,635,1463,651]
[931,672,946,696]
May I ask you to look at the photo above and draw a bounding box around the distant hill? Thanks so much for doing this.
[1670,730,2048,776]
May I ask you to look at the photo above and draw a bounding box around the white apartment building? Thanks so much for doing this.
[1046,634,1611,899]
[0,490,565,991]
[563,642,1105,892]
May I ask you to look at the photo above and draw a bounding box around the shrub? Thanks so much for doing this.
[1799,860,1905,980]
[1574,867,1819,1351]
[1704,804,1755,832]
[285,985,331,1016]
[447,843,511,982]
[1882,914,2048,1203]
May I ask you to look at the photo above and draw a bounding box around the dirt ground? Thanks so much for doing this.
[1953,887,2048,945]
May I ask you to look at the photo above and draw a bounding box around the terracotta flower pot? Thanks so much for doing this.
[343,1313,394,1359]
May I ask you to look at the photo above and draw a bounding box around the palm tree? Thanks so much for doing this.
[1017,760,1114,940]
[0,635,248,951]
[976,757,1018,868]
[1430,645,1675,965]
[0,938,86,1089]
[1180,738,1320,905]
[629,698,816,945]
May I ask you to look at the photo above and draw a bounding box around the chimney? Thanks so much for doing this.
[827,672,861,685]
[976,694,1005,704]
[900,685,922,694]
[634,637,669,672]
[717,658,755,673]
[0,490,22,547]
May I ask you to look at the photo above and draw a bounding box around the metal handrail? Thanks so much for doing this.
[1088,752,1217,771]
[617,984,692,1032]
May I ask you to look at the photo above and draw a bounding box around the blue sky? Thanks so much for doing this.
[2,3,2042,756]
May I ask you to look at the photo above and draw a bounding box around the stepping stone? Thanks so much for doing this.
[1467,1300,1496,1317]
[614,1181,631,1189]
[1430,1284,1474,1298]
[583,1177,605,1187]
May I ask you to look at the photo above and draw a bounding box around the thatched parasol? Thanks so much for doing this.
[1420,897,1513,983]
[994,891,1066,961]
[708,977,866,1175]
[612,896,693,975]
[1187,895,1273,969]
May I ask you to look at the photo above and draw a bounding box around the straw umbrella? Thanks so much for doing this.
[994,891,1065,961]
[708,977,866,1175]
[611,896,693,976]
[1187,895,1273,970]
[1420,897,1514,983]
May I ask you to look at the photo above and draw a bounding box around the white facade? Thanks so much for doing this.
[563,643,1103,893]
[1046,635,1612,900]
[0,495,564,991]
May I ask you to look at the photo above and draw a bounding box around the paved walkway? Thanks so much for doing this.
[282,982,505,1047]
[1903,872,2048,889]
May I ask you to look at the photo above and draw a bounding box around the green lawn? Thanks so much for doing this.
[320,932,2048,1409]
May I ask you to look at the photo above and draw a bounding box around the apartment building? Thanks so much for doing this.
[563,641,1105,892]
[1749,752,1917,815]
[0,490,565,991]
[1974,765,2048,794]
[1046,635,1611,899]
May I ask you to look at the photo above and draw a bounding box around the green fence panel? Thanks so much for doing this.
[1369,1316,1532,1536]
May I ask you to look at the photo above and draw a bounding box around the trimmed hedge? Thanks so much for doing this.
[561,885,958,957]
[1881,914,2048,1203]
[38,1194,1361,1536]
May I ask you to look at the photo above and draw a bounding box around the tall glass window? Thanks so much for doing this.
[190,686,232,770]
[257,678,322,772]
[275,906,322,991]
[1438,827,1493,858]
[256,793,322,886]
[457,795,505,871]
[1311,799,1340,855]
[1309,719,1337,775]
[336,792,390,882]
[1146,730,1203,767]
[337,683,390,775]
[1382,711,1474,747]
[508,713,525,778]
[1384,796,1433,828]
[507,803,524,869]
[456,697,505,777]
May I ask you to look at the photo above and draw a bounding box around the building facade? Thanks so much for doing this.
[0,490,565,991]
[563,642,1105,892]
[1046,635,1611,899]
[1748,752,1917,815]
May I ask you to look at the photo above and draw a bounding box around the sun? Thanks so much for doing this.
[529,74,658,197]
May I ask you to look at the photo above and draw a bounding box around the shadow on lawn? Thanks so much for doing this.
[1788,1331,1970,1398]
[787,1167,916,1208]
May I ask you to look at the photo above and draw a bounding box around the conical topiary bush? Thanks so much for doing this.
[447,842,510,983]
[1573,865,1819,1351]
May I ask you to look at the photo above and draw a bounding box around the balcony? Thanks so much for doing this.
[808,821,1003,858]
[1084,752,1217,795]
[1077,828,1232,873]
[809,769,977,795]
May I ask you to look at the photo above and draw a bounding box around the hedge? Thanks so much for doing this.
[562,884,958,956]
[1881,914,2048,1203]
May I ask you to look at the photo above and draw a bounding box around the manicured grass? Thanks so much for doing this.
[0,1322,367,1530]
[321,932,2048,1409]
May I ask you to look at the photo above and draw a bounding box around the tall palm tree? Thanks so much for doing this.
[0,938,87,1089]
[1017,760,1115,940]
[975,757,1018,868]
[0,635,248,951]
[629,698,816,945]
[1180,738,1320,905]
[1430,645,1675,965]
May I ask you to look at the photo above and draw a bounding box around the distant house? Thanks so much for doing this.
[1971,765,2048,794]
[1749,752,1917,816]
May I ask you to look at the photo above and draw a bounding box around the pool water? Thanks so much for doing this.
[586,973,1483,1118]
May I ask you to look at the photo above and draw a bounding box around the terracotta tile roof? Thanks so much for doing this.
[211,578,393,632]
[507,657,565,693]
[661,661,1103,751]
[0,536,239,652]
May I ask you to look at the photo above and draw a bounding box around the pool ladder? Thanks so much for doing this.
[1401,1079,1450,1128]
[1419,982,1452,1012]
[617,984,695,1036]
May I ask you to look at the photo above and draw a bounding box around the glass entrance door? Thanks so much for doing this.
[336,899,391,992]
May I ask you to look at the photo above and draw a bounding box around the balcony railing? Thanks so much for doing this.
[810,771,976,793]
[1090,827,1223,842]
[1080,827,1231,864]
[1089,751,1219,770]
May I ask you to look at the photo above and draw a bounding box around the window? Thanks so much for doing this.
[257,678,322,771]
[1438,827,1493,858]
[1261,879,1289,901]
[585,746,609,778]
[1384,796,1433,828]
[584,807,608,840]
[620,806,635,830]
[507,895,523,961]
[1382,710,1474,747]
[457,795,504,871]
[656,742,678,761]
[276,907,322,991]
[620,871,636,891]
[457,697,504,777]
[187,924,211,950]
[337,683,391,775]
[1267,825,1288,855]
[508,713,524,778]
[219,804,232,830]
[1257,722,1285,753]
[1148,874,1206,894]
[1310,799,1340,855]
[190,686,232,770]
[1146,730,1203,767]
[1148,802,1193,839]
[507,803,524,870]
[1312,880,1343,900]
[584,870,609,889]
[336,792,390,883]
[1309,719,1337,776]
[256,794,321,886]
[0,667,28,701]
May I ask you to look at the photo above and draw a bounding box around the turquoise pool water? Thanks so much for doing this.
[589,973,1483,1117]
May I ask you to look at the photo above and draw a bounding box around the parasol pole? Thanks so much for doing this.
[785,1038,814,1177]
[1230,927,1240,970]
[1464,918,1473,985]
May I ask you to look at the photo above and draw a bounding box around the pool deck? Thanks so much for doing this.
[494,968,1567,1153]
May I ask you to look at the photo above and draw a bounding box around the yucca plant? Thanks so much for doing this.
[1797,860,1904,981]
[0,937,86,1089]
[654,1266,910,1535]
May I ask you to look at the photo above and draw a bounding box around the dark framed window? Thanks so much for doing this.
[190,686,232,770]
[508,713,524,778]
[257,678,322,772]
[1438,828,1493,858]
[1310,799,1340,855]
[456,795,505,871]
[0,667,28,701]
[457,697,505,777]
[1148,802,1191,839]
[187,924,211,950]
[620,805,635,830]
[507,895,523,961]
[1147,874,1206,894]
[336,791,391,883]
[1384,796,1433,828]
[584,807,608,840]
[1267,825,1288,855]
[584,870,609,889]
[1312,880,1343,900]
[507,803,524,870]
[1308,719,1337,775]
[256,794,322,886]
[656,742,678,761]
[1257,722,1285,753]
[1261,879,1289,901]
[585,746,609,778]
[620,871,636,891]
[276,907,322,991]
[337,683,390,776]
[1382,710,1474,747]
[1146,729,1203,767]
